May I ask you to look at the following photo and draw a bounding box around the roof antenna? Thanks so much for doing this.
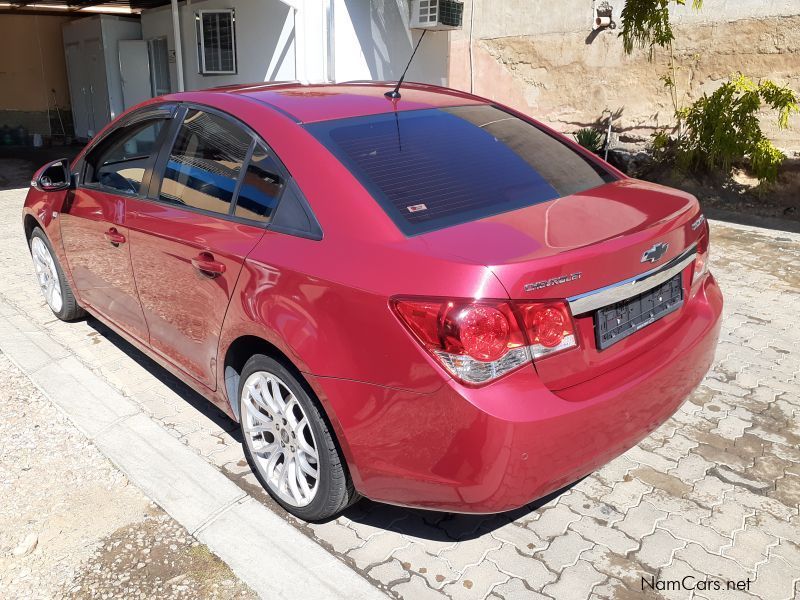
[385,30,428,100]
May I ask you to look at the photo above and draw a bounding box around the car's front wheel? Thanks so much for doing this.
[238,354,357,521]
[28,227,84,321]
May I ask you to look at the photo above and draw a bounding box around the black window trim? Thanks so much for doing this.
[140,101,322,240]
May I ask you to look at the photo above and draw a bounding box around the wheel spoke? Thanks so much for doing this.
[267,446,284,475]
[296,462,313,499]
[242,394,272,426]
[285,457,303,504]
[298,436,317,460]
[297,452,318,478]
[278,458,289,492]
[283,396,300,427]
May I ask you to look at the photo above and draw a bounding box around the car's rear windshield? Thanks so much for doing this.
[305,104,616,236]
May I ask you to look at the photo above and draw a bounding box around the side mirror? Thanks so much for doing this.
[33,159,72,192]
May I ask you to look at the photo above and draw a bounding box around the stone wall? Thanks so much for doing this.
[449,0,800,154]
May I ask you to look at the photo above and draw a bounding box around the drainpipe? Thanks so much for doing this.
[171,0,185,91]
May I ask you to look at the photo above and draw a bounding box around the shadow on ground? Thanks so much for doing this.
[85,316,579,541]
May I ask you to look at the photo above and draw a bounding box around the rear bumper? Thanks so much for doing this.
[310,274,723,513]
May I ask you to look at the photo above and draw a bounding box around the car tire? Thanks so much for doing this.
[28,227,85,322]
[238,354,358,521]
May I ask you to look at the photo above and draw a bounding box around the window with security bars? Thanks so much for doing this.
[196,9,237,75]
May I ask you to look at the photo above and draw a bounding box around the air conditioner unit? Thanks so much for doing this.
[410,0,464,30]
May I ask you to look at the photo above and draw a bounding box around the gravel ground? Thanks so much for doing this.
[0,351,256,599]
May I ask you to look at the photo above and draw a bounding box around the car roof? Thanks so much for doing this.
[198,81,487,124]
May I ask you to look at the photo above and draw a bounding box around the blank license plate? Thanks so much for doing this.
[595,273,684,350]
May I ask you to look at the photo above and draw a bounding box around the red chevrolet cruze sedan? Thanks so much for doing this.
[23,82,722,520]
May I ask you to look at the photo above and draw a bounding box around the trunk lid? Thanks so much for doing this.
[419,178,705,389]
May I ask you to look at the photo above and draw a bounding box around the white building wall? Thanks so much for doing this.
[141,0,297,94]
[140,0,450,93]
[332,0,449,85]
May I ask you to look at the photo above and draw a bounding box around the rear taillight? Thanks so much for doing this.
[516,301,579,358]
[392,297,577,385]
[694,219,710,281]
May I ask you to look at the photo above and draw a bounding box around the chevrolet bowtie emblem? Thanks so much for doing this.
[642,242,669,263]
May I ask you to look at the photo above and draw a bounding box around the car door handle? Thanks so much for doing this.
[191,252,226,277]
[104,228,126,245]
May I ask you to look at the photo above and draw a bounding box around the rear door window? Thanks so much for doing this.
[306,105,616,236]
[233,142,285,223]
[159,109,251,215]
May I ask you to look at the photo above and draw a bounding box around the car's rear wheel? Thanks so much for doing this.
[238,354,357,521]
[29,227,84,321]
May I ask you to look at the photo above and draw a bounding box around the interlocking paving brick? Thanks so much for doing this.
[568,516,638,555]
[438,535,502,573]
[541,560,605,600]
[491,524,548,557]
[366,559,411,585]
[391,574,448,600]
[675,543,753,582]
[490,577,552,600]
[594,455,638,487]
[749,557,799,600]
[723,527,777,570]
[768,541,800,570]
[656,558,706,599]
[711,415,752,440]
[744,513,800,544]
[614,501,666,539]
[442,561,508,600]
[347,531,410,570]
[601,478,652,512]
[642,489,711,522]
[653,433,698,462]
[524,504,581,539]
[558,491,624,525]
[635,529,685,569]
[536,531,592,573]
[701,502,753,538]
[392,544,459,590]
[658,515,730,554]
[630,466,691,499]
[669,453,714,484]
[309,520,364,554]
[624,445,679,473]
[485,543,556,588]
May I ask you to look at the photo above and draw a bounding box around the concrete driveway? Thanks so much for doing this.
[0,185,798,600]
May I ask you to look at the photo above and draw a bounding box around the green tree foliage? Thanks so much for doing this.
[619,0,703,55]
[676,75,799,183]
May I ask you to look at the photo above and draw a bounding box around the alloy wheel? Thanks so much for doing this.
[30,237,63,314]
[241,371,320,507]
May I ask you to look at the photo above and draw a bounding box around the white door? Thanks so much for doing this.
[65,42,90,139]
[119,40,152,109]
[85,38,110,136]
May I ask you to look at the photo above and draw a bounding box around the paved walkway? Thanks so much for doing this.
[0,351,257,600]
[1,186,798,599]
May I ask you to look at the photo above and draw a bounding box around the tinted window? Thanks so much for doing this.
[234,142,284,223]
[86,119,165,194]
[159,109,251,214]
[306,105,615,236]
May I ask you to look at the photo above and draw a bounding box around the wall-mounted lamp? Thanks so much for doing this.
[593,1,616,31]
